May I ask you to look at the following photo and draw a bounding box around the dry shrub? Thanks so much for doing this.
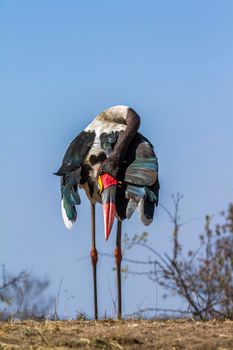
[124,195,233,320]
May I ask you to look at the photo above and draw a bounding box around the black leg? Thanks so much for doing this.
[90,203,98,320]
[115,219,122,319]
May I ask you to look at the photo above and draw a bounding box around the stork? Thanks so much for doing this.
[55,106,159,320]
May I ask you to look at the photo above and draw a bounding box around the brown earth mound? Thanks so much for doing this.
[0,319,232,349]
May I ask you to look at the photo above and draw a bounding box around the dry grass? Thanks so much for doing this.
[0,319,232,349]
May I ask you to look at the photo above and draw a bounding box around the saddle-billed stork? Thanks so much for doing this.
[55,105,159,320]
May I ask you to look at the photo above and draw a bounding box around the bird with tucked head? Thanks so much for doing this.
[55,105,159,319]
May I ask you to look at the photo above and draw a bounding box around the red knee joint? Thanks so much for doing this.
[114,247,122,266]
[90,248,98,266]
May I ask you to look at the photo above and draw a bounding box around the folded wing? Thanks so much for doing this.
[117,133,159,225]
[55,130,95,229]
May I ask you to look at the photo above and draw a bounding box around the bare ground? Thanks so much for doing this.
[0,319,233,350]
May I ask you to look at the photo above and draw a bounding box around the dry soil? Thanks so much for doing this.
[0,319,232,350]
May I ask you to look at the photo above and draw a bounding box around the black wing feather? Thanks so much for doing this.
[54,130,95,176]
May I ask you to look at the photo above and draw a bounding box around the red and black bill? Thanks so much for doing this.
[98,174,117,240]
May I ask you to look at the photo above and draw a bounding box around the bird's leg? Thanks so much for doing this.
[115,219,122,319]
[90,203,98,320]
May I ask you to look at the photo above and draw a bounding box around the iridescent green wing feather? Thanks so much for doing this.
[55,130,95,227]
[123,134,159,225]
[125,141,158,186]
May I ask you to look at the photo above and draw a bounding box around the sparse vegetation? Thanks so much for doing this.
[1,200,233,349]
[0,267,53,320]
[123,195,233,320]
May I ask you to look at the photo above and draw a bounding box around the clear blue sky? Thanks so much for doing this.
[1,0,232,318]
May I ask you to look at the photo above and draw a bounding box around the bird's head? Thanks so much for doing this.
[98,174,118,241]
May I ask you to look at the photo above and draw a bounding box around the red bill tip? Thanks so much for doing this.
[103,202,116,241]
